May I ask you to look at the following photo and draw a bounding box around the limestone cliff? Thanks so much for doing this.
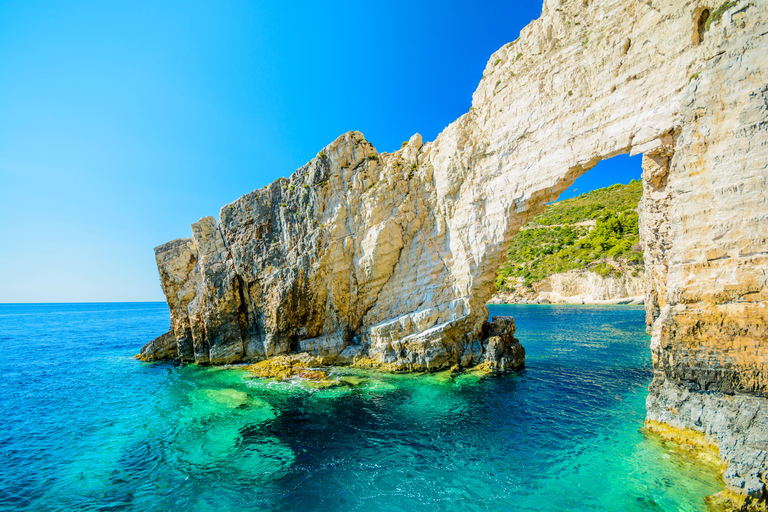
[142,0,768,504]
[489,268,644,304]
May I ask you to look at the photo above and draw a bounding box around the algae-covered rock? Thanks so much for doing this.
[359,378,397,394]
[453,371,484,386]
[184,387,276,424]
[197,388,250,408]
[242,353,346,389]
[184,388,250,419]
[349,356,407,373]
[704,489,768,512]
[301,379,342,390]
[242,353,323,379]
[339,375,366,387]
[428,370,456,385]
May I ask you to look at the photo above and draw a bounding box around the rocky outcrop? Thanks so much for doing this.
[478,316,525,372]
[137,331,176,361]
[143,0,767,504]
[233,315,524,377]
[489,268,644,304]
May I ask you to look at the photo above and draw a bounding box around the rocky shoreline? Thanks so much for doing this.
[140,315,526,374]
[490,294,643,305]
[489,267,644,305]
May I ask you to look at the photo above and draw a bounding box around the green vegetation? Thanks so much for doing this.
[318,151,327,159]
[706,1,738,30]
[495,180,643,291]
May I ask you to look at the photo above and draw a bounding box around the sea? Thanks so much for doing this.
[0,302,722,511]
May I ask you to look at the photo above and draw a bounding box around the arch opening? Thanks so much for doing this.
[491,153,646,307]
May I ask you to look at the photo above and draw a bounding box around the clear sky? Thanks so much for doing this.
[0,0,640,303]
[557,153,642,202]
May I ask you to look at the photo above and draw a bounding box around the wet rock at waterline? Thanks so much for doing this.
[217,317,522,381]
[137,330,176,361]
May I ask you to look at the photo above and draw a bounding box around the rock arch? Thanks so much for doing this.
[142,0,767,501]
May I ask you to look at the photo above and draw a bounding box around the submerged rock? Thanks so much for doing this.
[338,375,366,387]
[195,388,250,408]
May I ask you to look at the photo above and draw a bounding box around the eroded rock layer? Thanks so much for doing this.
[142,0,768,502]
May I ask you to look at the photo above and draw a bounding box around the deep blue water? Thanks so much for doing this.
[0,303,721,511]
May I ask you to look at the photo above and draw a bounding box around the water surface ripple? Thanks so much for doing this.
[0,303,721,511]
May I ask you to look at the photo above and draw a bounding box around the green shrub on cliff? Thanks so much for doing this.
[496,180,643,290]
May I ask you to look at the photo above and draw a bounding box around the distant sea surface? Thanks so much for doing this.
[0,302,721,511]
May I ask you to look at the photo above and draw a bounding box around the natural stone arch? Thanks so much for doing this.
[143,0,718,370]
[142,0,768,501]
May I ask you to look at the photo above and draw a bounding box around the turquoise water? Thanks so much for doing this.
[0,303,722,511]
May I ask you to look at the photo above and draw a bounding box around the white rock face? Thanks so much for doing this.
[490,269,644,304]
[142,0,768,499]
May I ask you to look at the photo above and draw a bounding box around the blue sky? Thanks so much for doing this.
[0,1,640,303]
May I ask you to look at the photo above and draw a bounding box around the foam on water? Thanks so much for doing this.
[0,303,722,511]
